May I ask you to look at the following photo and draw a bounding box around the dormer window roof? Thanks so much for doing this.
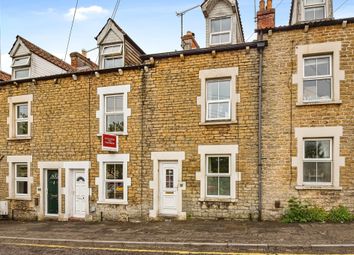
[201,0,244,47]
[96,18,145,69]
[8,35,74,80]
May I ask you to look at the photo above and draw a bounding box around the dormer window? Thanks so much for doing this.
[102,44,123,69]
[304,0,326,21]
[210,17,232,45]
[12,56,30,79]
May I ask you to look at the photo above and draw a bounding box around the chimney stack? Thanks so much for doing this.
[257,0,275,30]
[181,31,200,51]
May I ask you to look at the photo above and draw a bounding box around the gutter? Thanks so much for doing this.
[256,40,266,221]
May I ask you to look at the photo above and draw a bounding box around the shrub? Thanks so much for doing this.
[282,198,328,223]
[327,206,353,223]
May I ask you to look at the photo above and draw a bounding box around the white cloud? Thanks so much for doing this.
[1,54,12,74]
[65,5,109,21]
[32,8,55,16]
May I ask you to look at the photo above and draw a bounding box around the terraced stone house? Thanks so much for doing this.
[0,0,353,221]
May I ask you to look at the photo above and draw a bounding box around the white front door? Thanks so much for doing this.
[73,170,87,218]
[159,162,179,216]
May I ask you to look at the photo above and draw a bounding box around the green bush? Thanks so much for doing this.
[282,198,354,223]
[327,206,353,223]
[282,198,327,223]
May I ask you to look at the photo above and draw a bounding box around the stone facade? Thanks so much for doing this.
[261,21,354,220]
[0,14,354,222]
[0,42,264,221]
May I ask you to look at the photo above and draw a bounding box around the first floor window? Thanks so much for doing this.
[303,139,332,184]
[206,155,231,197]
[303,56,332,102]
[105,163,124,200]
[15,103,29,136]
[14,163,29,196]
[206,79,231,121]
[105,94,124,133]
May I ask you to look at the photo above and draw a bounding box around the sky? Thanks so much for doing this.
[0,0,353,73]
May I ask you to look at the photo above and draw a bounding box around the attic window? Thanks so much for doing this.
[102,44,123,69]
[12,56,30,68]
[210,17,232,45]
[304,0,326,21]
[103,45,122,55]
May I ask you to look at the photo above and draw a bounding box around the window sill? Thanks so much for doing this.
[7,137,32,141]
[97,133,127,137]
[7,197,32,201]
[199,198,236,203]
[295,185,342,191]
[199,121,237,126]
[97,200,128,205]
[296,100,342,107]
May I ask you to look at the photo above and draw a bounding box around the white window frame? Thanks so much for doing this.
[206,79,232,121]
[12,56,31,68]
[7,94,33,139]
[13,68,30,80]
[209,16,232,46]
[6,156,33,200]
[96,85,131,136]
[104,94,124,134]
[292,127,345,190]
[303,0,326,21]
[205,155,232,198]
[14,163,30,197]
[197,145,240,202]
[303,138,333,186]
[101,44,124,69]
[104,162,125,201]
[303,55,333,103]
[293,42,344,105]
[96,154,131,205]
[198,68,239,124]
[304,6,326,21]
[15,103,29,137]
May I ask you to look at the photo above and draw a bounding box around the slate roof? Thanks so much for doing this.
[10,36,74,72]
[0,70,11,81]
[95,18,145,55]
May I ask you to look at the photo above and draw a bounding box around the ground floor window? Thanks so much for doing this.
[7,156,32,200]
[197,145,240,201]
[14,163,29,196]
[206,155,231,197]
[105,163,124,200]
[96,154,131,205]
[293,127,344,189]
[303,139,332,185]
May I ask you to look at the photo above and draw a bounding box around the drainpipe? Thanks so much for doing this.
[257,39,266,221]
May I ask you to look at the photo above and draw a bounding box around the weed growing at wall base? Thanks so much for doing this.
[282,198,354,223]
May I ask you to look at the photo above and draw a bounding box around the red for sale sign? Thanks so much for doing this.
[102,134,118,152]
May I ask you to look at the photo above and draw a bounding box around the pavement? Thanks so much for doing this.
[1,220,354,254]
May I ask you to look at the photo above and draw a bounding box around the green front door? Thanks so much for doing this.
[47,170,59,215]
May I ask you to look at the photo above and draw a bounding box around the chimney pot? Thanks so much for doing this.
[259,0,265,12]
[181,31,200,50]
[266,0,272,10]
[81,49,88,57]
[257,0,275,30]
